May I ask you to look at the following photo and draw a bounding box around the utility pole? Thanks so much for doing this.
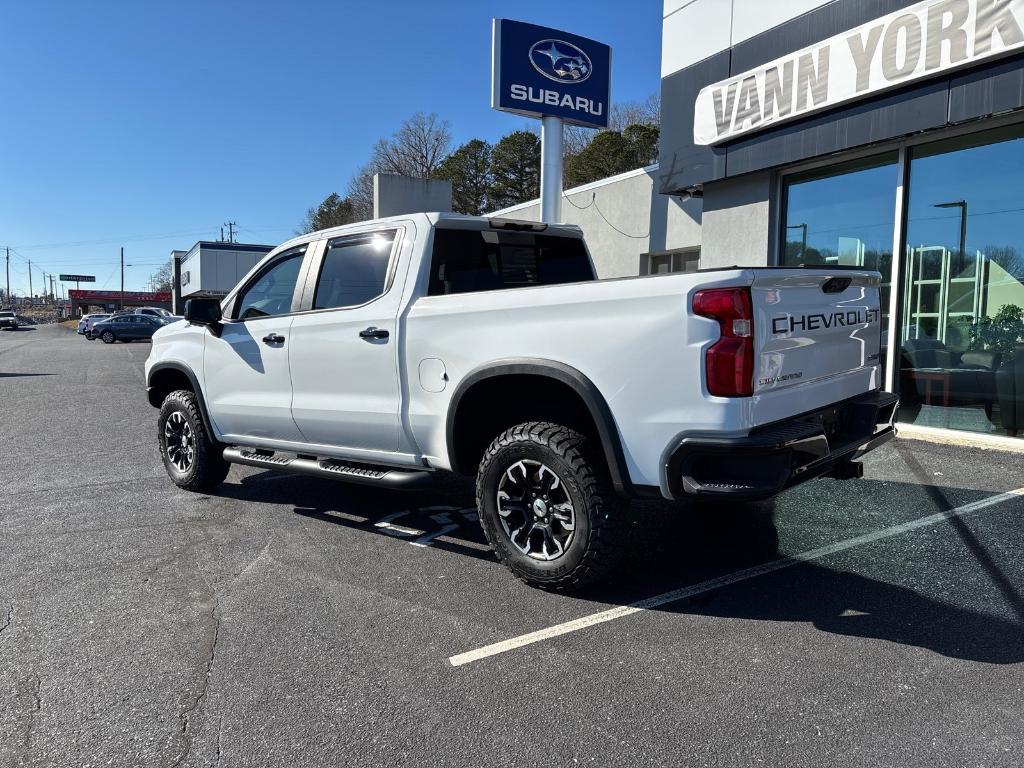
[5,248,9,308]
[225,221,237,243]
[28,259,32,302]
[120,247,124,309]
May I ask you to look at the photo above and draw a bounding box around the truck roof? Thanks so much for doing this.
[269,212,584,256]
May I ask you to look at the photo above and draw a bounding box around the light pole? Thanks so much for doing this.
[934,200,968,274]
[786,223,808,259]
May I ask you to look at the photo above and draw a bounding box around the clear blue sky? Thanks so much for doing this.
[0,0,661,295]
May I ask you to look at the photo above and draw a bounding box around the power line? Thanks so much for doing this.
[561,190,649,239]
[8,228,219,251]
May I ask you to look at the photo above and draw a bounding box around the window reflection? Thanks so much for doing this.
[899,127,1024,438]
[781,153,898,374]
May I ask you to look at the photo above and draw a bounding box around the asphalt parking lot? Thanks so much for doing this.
[2,324,1023,768]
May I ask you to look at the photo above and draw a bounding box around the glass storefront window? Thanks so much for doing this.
[900,127,1024,438]
[781,153,899,375]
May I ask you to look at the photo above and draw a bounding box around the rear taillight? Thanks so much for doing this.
[692,287,754,397]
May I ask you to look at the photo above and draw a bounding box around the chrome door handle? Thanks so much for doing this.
[262,333,285,345]
[359,327,389,340]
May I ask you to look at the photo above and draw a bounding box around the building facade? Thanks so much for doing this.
[661,0,1024,445]
[490,164,703,277]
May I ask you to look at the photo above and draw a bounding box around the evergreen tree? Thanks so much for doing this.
[433,139,493,215]
[565,130,634,187]
[565,124,661,187]
[298,192,359,234]
[490,131,540,209]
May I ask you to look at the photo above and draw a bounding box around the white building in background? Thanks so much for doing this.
[489,164,702,278]
[171,241,274,313]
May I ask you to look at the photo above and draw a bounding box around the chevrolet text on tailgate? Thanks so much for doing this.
[145,213,897,591]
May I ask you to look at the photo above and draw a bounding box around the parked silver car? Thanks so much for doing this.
[80,313,111,339]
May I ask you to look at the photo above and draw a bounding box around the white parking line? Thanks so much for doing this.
[448,486,1024,667]
[373,511,423,538]
[411,524,461,547]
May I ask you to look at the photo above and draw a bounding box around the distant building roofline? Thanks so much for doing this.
[183,241,276,259]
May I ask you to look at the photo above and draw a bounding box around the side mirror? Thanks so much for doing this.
[184,298,222,329]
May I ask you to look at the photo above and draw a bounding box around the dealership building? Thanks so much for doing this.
[652,0,1024,447]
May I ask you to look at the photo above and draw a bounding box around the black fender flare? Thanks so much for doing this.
[446,358,632,497]
[147,362,218,443]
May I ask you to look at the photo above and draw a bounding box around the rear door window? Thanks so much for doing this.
[312,231,397,310]
[428,228,595,296]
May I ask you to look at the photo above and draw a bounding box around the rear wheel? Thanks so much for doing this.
[476,421,626,592]
[158,389,230,492]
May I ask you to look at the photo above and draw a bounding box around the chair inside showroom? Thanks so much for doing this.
[995,345,1024,436]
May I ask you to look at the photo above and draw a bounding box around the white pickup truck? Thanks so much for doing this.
[145,213,897,590]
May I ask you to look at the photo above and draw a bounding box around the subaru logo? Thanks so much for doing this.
[529,39,592,84]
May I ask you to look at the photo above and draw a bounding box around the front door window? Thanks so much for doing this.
[234,250,304,320]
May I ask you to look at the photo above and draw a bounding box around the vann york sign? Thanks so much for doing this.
[694,0,1024,145]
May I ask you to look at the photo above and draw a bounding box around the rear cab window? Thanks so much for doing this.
[428,227,595,296]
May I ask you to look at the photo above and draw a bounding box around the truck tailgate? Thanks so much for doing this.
[751,269,882,395]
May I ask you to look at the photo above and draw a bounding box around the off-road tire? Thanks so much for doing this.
[158,389,230,492]
[476,421,626,592]
[100,330,115,344]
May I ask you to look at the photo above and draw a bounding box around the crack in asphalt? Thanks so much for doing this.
[0,603,12,637]
[19,673,42,754]
[169,542,222,768]
[2,473,168,502]
[214,714,225,767]
[0,339,35,357]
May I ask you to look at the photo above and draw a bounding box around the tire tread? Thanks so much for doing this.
[159,389,230,492]
[476,420,625,592]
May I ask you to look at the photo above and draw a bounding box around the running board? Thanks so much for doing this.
[223,447,433,490]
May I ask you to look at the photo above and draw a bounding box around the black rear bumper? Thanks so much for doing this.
[666,390,899,501]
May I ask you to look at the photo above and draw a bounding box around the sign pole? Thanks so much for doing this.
[540,115,563,223]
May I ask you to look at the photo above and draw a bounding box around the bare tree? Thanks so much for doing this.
[609,93,661,131]
[151,260,173,293]
[984,245,1024,280]
[345,164,376,221]
[370,112,453,179]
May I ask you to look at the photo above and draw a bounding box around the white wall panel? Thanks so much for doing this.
[661,0,732,77]
[730,0,832,46]
[663,0,697,17]
[661,0,836,77]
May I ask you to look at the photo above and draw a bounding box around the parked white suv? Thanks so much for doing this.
[0,310,18,331]
[145,213,896,589]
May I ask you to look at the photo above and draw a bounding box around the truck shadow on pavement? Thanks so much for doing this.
[217,469,1024,665]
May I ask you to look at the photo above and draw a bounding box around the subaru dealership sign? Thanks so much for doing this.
[491,19,611,128]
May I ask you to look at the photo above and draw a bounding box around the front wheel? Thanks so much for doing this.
[100,330,115,344]
[157,389,230,492]
[476,421,626,592]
